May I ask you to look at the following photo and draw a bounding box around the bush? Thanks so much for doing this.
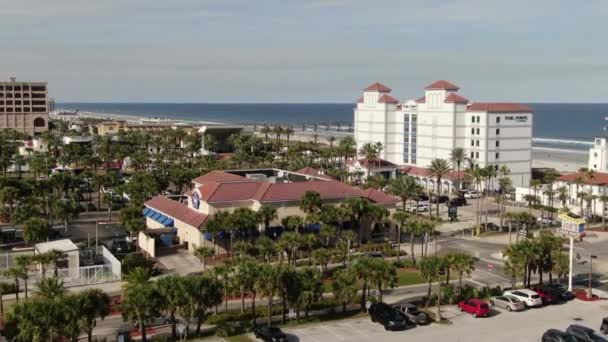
[0,282,17,294]
[215,322,245,338]
[393,259,415,269]
[121,253,155,275]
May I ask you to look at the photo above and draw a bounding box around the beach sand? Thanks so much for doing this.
[532,148,587,172]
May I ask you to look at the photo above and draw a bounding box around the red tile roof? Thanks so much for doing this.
[425,80,460,91]
[295,167,333,180]
[352,158,398,169]
[467,103,533,113]
[400,165,462,181]
[364,82,392,92]
[378,94,399,104]
[192,171,247,185]
[558,172,608,185]
[255,181,363,203]
[361,188,399,204]
[445,93,469,103]
[416,96,426,103]
[197,181,262,203]
[145,196,208,228]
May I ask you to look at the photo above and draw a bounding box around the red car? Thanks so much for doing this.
[529,287,557,305]
[458,299,490,318]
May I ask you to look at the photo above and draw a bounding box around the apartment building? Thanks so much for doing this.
[0,78,49,136]
[354,80,533,188]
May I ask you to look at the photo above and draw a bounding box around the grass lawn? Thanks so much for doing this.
[226,335,255,342]
[323,269,426,293]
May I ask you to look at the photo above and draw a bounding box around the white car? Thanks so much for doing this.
[503,289,542,308]
[463,190,481,199]
[409,202,430,213]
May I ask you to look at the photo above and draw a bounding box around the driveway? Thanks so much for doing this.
[273,300,608,342]
[156,251,203,275]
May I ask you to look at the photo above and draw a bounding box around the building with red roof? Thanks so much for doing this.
[354,80,533,189]
[143,168,399,255]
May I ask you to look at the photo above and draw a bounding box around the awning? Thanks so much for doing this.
[143,207,175,227]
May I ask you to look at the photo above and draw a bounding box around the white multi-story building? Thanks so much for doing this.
[354,80,533,188]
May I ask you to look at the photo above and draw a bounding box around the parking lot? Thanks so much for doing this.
[274,300,608,342]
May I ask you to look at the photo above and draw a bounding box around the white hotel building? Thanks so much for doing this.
[354,81,533,189]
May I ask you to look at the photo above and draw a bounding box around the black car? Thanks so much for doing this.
[542,329,579,342]
[601,317,608,335]
[431,195,450,204]
[369,302,414,331]
[544,284,575,301]
[446,197,467,207]
[254,326,288,342]
[413,194,430,202]
[566,325,605,341]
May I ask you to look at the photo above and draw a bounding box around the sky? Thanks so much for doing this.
[1,0,607,103]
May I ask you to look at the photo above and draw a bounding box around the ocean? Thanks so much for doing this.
[57,102,608,151]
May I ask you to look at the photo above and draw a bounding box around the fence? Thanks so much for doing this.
[102,245,122,279]
[1,264,120,289]
[0,250,35,270]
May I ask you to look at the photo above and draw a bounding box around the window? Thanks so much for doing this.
[476,128,480,135]
[495,152,500,159]
[477,116,481,123]
[475,152,479,158]
[496,141,500,147]
[496,116,501,123]
[476,140,479,147]
[471,128,475,135]
[471,116,475,123]
[471,140,475,147]
[470,152,474,159]
[496,128,500,135]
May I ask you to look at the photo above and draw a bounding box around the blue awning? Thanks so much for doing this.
[143,208,151,216]
[160,216,173,226]
[151,212,162,220]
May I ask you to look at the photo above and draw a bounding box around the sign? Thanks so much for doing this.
[504,115,529,123]
[488,263,494,271]
[448,206,457,220]
[192,192,200,210]
[558,212,586,236]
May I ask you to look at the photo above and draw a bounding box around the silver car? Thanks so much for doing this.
[489,295,526,312]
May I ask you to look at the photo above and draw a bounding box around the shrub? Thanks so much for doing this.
[121,253,155,275]
[393,259,415,269]
[0,282,17,294]
[215,322,244,338]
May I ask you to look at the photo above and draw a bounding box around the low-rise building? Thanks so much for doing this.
[143,168,399,255]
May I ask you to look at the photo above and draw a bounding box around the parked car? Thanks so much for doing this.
[542,329,579,342]
[457,299,490,318]
[135,315,170,329]
[409,202,430,213]
[393,303,430,325]
[464,190,481,199]
[566,324,604,341]
[503,289,543,308]
[544,284,575,301]
[369,302,414,331]
[530,285,564,304]
[530,286,560,305]
[489,295,526,312]
[601,317,608,335]
[480,222,501,232]
[446,197,467,207]
[413,194,430,202]
[253,326,288,342]
[368,251,384,258]
[431,195,450,204]
[537,216,559,226]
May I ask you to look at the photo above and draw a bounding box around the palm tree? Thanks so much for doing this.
[256,264,281,327]
[312,247,331,273]
[428,158,451,217]
[451,253,475,294]
[342,197,372,244]
[358,142,379,178]
[557,186,569,209]
[369,258,398,302]
[300,191,323,216]
[79,289,111,342]
[351,257,374,310]
[418,256,444,320]
[600,194,608,231]
[121,267,159,342]
[194,246,215,271]
[392,210,410,261]
[257,205,278,232]
[498,176,512,230]
[156,275,186,340]
[450,147,466,191]
[14,255,31,300]
[35,276,66,299]
[332,268,357,313]
[260,125,272,144]
[388,175,422,212]
[466,166,485,235]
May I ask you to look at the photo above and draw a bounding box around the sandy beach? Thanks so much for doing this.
[70,111,224,125]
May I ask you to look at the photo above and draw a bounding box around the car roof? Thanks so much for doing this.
[467,298,486,304]
[514,289,537,295]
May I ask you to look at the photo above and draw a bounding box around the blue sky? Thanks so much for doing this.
[2,0,607,102]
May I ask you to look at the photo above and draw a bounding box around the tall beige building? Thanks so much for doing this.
[0,78,49,136]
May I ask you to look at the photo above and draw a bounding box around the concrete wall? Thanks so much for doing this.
[138,231,156,258]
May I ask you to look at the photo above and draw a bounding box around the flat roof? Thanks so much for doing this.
[35,239,79,254]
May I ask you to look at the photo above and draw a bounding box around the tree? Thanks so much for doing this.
[36,276,65,299]
[351,257,374,310]
[79,289,111,342]
[0,186,19,227]
[121,267,159,342]
[312,248,331,273]
[450,147,467,191]
[427,158,452,217]
[369,258,398,302]
[256,205,278,231]
[281,215,303,234]
[194,246,215,271]
[342,197,372,244]
[300,191,323,215]
[256,264,281,327]
[233,258,260,314]
[332,268,357,313]
[296,267,322,319]
[358,142,380,178]
[451,253,475,295]
[156,275,186,340]
[600,195,608,231]
[418,256,444,320]
[14,255,31,301]
[392,210,410,261]
[388,175,422,212]
[23,217,50,246]
[120,204,146,242]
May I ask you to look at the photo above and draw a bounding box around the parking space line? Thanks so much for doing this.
[320,325,345,340]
